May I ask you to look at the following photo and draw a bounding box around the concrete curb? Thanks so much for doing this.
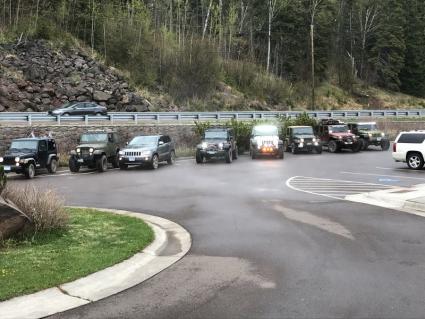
[0,208,191,319]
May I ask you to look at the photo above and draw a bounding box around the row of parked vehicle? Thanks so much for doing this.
[0,118,403,179]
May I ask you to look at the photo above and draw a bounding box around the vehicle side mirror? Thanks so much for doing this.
[126,141,129,145]
[159,141,164,146]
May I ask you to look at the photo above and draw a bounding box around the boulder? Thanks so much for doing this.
[0,196,31,240]
[93,90,112,102]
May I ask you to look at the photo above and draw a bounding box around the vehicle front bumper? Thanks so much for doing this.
[197,149,227,159]
[119,155,153,165]
[294,142,321,152]
[336,140,358,148]
[253,146,281,156]
[72,154,98,166]
[365,137,388,145]
[3,163,25,174]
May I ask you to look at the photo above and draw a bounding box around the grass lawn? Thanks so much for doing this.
[0,208,154,301]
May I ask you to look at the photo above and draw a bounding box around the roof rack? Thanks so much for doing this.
[319,119,344,125]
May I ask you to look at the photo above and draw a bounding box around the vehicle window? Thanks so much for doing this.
[358,124,378,131]
[163,136,171,143]
[252,126,278,136]
[204,131,228,139]
[80,133,108,143]
[108,134,114,142]
[10,140,38,151]
[48,140,56,151]
[329,125,348,133]
[39,140,48,151]
[293,127,313,135]
[129,136,158,147]
[398,133,425,144]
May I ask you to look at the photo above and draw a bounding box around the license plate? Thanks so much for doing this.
[345,142,353,144]
[3,165,10,171]
[307,143,312,145]
[207,151,215,155]
[377,137,382,141]
[77,159,84,163]
[129,157,136,162]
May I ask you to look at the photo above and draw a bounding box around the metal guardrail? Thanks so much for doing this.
[0,109,424,125]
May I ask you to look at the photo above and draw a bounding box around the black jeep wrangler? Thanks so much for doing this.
[0,137,58,179]
[285,126,322,154]
[196,128,238,164]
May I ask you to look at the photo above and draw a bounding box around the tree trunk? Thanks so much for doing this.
[202,0,213,40]
[311,23,315,111]
[267,0,273,73]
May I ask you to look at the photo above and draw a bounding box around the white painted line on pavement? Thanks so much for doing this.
[341,171,425,181]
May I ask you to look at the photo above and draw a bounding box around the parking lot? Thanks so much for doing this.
[8,149,425,318]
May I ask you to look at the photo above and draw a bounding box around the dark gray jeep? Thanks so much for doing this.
[0,137,58,179]
[196,128,238,164]
[119,135,176,170]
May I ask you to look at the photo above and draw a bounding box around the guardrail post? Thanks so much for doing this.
[235,113,239,120]
[217,112,221,121]
[57,115,61,125]
[28,115,32,126]
[110,114,114,124]
[156,114,160,122]
[134,114,138,124]
[85,115,88,125]
[177,114,181,121]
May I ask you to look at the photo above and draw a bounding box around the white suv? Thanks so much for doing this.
[393,131,425,170]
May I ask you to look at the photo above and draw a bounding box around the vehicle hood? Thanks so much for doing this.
[123,146,156,152]
[76,143,107,149]
[201,139,227,145]
[292,134,315,139]
[4,151,36,158]
[359,130,382,135]
[330,132,354,138]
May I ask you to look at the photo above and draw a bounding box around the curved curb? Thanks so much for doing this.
[0,208,192,319]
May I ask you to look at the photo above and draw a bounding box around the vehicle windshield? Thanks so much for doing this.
[293,127,313,135]
[129,136,158,147]
[358,123,378,131]
[253,126,278,136]
[329,125,348,133]
[204,131,228,139]
[60,102,78,109]
[10,140,38,151]
[80,133,108,143]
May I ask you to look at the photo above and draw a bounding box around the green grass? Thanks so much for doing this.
[0,208,154,301]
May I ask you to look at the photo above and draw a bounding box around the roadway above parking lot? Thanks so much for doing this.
[10,149,425,319]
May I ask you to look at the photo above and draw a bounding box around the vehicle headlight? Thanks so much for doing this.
[300,138,304,143]
[312,138,316,142]
[89,148,94,153]
[76,148,81,153]
[201,142,208,149]
[338,136,342,140]
[218,143,224,150]
[368,133,372,137]
[0,157,3,163]
[15,157,20,163]
[381,132,385,137]
[119,150,124,155]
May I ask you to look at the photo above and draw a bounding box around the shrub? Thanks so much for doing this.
[225,119,253,153]
[0,166,6,195]
[3,185,69,234]
[194,120,212,138]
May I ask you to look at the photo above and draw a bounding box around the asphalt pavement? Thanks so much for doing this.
[9,148,425,319]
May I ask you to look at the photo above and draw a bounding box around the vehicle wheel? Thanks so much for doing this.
[232,147,238,160]
[291,143,298,154]
[47,158,58,174]
[119,163,128,170]
[315,146,323,154]
[278,148,284,159]
[285,142,291,152]
[225,149,233,163]
[328,140,338,153]
[69,157,80,173]
[359,138,368,150]
[167,150,176,165]
[63,113,70,116]
[352,142,361,153]
[24,163,35,179]
[195,151,204,164]
[151,154,159,169]
[251,150,256,160]
[95,112,102,116]
[381,140,390,151]
[407,152,424,170]
[97,155,108,172]
[111,152,120,168]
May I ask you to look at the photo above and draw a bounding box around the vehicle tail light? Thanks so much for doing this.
[393,142,397,152]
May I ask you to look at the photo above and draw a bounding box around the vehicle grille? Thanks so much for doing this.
[3,157,16,165]
[81,148,91,156]
[303,138,313,143]
[125,151,142,157]
[261,140,274,146]
[206,144,218,151]
[372,133,381,138]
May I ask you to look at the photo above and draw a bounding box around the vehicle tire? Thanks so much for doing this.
[119,163,128,170]
[95,112,102,116]
[251,150,256,159]
[151,154,159,169]
[407,152,424,170]
[352,142,361,153]
[315,146,322,154]
[381,139,390,151]
[63,113,70,116]
[328,140,338,153]
[111,152,120,168]
[167,150,176,165]
[225,149,233,163]
[285,142,291,152]
[359,138,368,150]
[278,148,284,159]
[69,157,80,173]
[24,163,36,179]
[97,155,108,172]
[232,147,238,160]
[291,143,298,154]
[195,151,204,164]
[47,158,58,174]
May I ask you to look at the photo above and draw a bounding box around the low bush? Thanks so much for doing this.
[3,185,69,234]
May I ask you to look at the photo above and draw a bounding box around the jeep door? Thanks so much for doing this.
[37,140,49,168]
[107,133,116,157]
[321,126,330,144]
